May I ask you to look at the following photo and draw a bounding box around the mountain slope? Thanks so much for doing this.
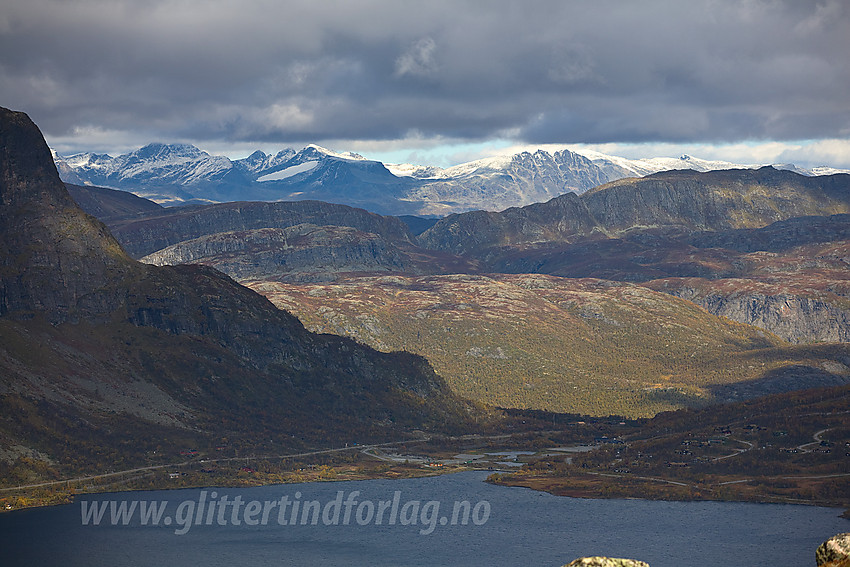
[0,106,479,486]
[246,273,850,417]
[419,167,850,255]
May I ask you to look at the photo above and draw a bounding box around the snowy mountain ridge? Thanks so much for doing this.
[54,142,849,215]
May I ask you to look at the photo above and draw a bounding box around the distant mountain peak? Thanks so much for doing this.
[134,142,206,158]
[53,140,850,216]
[302,144,366,161]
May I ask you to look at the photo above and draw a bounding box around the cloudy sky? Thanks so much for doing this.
[2,0,849,168]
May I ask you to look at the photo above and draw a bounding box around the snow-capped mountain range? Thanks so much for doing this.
[53,142,849,216]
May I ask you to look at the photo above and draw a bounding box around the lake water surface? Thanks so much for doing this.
[1,471,846,566]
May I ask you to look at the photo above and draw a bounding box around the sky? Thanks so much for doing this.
[2,0,849,169]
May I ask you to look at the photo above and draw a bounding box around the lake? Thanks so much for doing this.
[1,471,846,566]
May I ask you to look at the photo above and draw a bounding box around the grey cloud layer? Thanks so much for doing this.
[2,0,848,148]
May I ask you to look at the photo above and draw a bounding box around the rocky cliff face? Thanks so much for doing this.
[652,280,850,344]
[417,191,602,256]
[582,167,850,233]
[687,214,850,252]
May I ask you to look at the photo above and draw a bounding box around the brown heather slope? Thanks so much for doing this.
[245,273,850,417]
[0,107,481,487]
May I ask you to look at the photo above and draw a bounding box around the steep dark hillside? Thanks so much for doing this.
[0,107,479,486]
[0,112,136,322]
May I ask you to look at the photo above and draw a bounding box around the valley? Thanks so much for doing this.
[3,105,850,520]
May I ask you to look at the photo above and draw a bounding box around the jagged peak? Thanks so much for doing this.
[132,142,207,160]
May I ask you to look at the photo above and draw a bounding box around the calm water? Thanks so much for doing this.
[1,471,846,566]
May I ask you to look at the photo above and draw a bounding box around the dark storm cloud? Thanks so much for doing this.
[1,0,848,150]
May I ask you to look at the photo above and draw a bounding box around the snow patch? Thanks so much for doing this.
[386,163,446,178]
[257,161,319,182]
[304,144,365,161]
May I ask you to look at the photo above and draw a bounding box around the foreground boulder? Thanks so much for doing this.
[818,533,850,566]
[565,558,650,567]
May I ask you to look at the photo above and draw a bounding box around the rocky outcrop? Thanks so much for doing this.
[818,534,850,566]
[107,199,416,258]
[564,558,649,567]
[652,280,850,344]
[141,224,415,282]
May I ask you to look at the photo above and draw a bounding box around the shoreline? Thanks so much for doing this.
[4,453,849,519]
[487,470,850,518]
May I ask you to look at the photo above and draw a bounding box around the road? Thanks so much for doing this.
[712,438,754,461]
[1,429,543,494]
[0,438,430,493]
[796,428,833,453]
